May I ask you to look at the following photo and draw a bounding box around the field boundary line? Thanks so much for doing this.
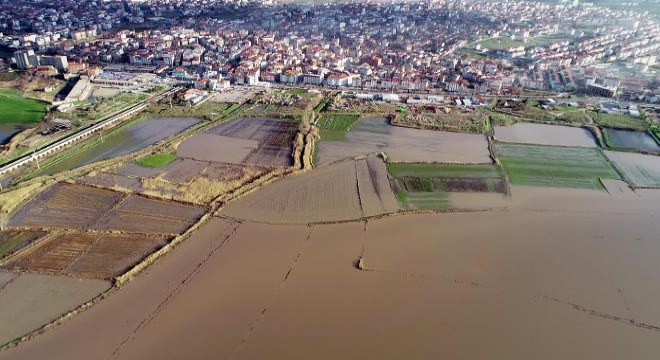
[0,283,114,350]
[63,233,104,275]
[0,231,62,267]
[0,272,19,294]
[110,220,241,359]
[228,233,312,360]
[354,160,365,218]
[218,207,509,227]
[87,191,129,230]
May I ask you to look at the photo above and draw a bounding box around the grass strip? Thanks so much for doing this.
[136,152,178,168]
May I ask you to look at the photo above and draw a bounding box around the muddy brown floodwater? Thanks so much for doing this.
[1,186,659,359]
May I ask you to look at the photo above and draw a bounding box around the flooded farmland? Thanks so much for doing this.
[3,101,660,360]
[604,150,660,187]
[2,186,660,360]
[0,273,109,346]
[177,118,297,167]
[316,117,491,165]
[494,123,597,147]
[8,183,205,234]
[38,117,200,176]
[221,157,399,224]
[604,129,660,152]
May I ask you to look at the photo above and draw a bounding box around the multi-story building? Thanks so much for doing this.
[38,55,68,72]
[13,49,38,69]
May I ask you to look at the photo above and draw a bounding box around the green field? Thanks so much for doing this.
[592,111,648,131]
[137,151,178,168]
[314,97,331,112]
[0,89,47,125]
[478,34,574,51]
[389,163,506,210]
[0,230,45,259]
[395,191,451,211]
[497,143,620,189]
[317,113,360,131]
[650,128,660,145]
[388,163,501,178]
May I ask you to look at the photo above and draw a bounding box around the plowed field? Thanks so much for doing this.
[222,158,399,223]
[93,195,205,234]
[1,232,169,279]
[8,184,124,230]
[356,158,400,217]
[8,183,204,235]
[206,118,298,167]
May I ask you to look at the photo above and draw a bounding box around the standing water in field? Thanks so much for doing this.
[37,117,200,176]
[605,129,660,152]
[0,125,25,145]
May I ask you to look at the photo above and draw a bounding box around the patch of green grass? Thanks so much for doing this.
[0,89,47,125]
[649,128,660,146]
[388,163,501,178]
[455,48,489,59]
[487,110,518,126]
[396,191,451,210]
[592,111,648,131]
[314,97,331,112]
[222,103,241,116]
[0,230,45,259]
[288,88,308,96]
[479,34,574,51]
[479,37,527,50]
[317,113,360,131]
[497,143,620,190]
[136,151,178,168]
[554,107,590,124]
[319,129,347,141]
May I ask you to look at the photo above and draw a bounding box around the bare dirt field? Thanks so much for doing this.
[76,172,142,191]
[0,273,109,346]
[116,163,166,178]
[2,232,169,279]
[210,88,260,104]
[176,134,259,164]
[0,272,16,288]
[8,184,124,230]
[601,179,639,198]
[356,157,401,217]
[3,186,660,359]
[8,183,203,235]
[203,162,248,182]
[221,161,363,224]
[604,151,660,188]
[160,159,208,184]
[207,118,298,167]
[93,195,204,235]
[494,123,597,147]
[316,117,491,165]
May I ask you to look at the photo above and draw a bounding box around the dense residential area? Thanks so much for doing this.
[0,2,659,359]
[0,0,658,102]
